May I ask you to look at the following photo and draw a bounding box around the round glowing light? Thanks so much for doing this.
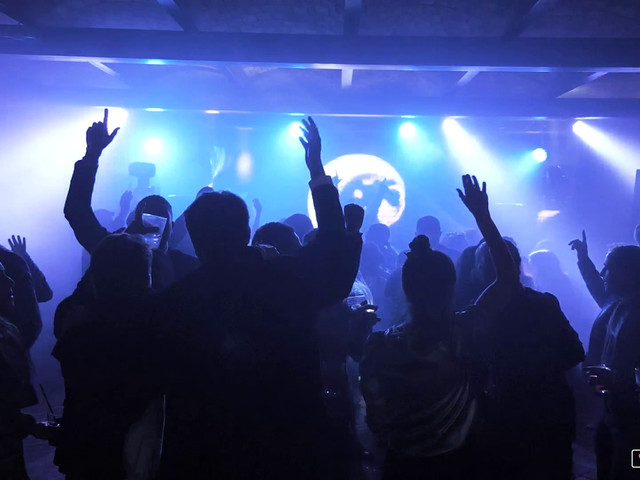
[144,138,164,155]
[573,121,587,136]
[307,154,406,227]
[144,108,164,112]
[289,122,304,138]
[399,122,417,140]
[532,148,548,163]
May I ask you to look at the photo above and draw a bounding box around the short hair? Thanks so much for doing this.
[252,222,301,255]
[185,191,251,260]
[135,195,173,221]
[416,216,441,237]
[606,245,640,289]
[282,214,313,241]
[402,235,456,317]
[90,234,152,298]
[365,223,390,245]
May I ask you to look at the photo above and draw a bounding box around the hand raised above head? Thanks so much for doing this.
[299,116,324,178]
[568,230,588,259]
[252,198,262,213]
[456,174,489,217]
[8,235,27,257]
[85,108,120,159]
[119,190,133,211]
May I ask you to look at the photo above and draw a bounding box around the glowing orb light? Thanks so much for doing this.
[307,154,406,227]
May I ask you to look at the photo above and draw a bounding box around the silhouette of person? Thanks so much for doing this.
[0,260,39,480]
[154,117,362,479]
[52,234,162,480]
[415,215,460,263]
[473,237,584,479]
[360,175,521,480]
[251,222,301,255]
[580,245,640,480]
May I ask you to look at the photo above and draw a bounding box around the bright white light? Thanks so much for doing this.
[144,138,164,155]
[306,154,406,227]
[399,122,417,140]
[573,121,588,136]
[572,121,638,188]
[205,110,220,114]
[145,59,166,65]
[289,122,303,138]
[442,118,459,134]
[532,148,548,163]
[236,152,253,180]
[95,107,128,128]
[144,108,164,112]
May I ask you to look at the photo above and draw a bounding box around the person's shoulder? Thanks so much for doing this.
[0,247,27,271]
[168,248,199,268]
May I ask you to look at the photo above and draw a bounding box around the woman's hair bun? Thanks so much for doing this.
[408,235,431,257]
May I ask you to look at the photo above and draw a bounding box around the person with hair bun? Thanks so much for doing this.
[360,175,519,480]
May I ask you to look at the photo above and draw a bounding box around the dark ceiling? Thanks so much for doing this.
[1,0,640,117]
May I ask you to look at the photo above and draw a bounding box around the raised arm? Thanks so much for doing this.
[271,117,361,310]
[569,230,606,308]
[457,175,520,314]
[64,109,120,253]
[8,235,53,303]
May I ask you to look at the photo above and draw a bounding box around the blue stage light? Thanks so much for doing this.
[532,148,548,163]
[399,122,417,140]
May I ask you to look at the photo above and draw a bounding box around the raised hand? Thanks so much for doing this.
[8,235,27,257]
[119,190,133,213]
[568,230,588,260]
[457,174,489,218]
[344,203,365,233]
[299,116,324,178]
[252,198,262,214]
[85,108,120,159]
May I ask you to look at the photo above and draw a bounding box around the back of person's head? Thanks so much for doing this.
[416,216,441,242]
[474,238,521,289]
[603,245,640,296]
[135,195,173,222]
[442,232,468,253]
[282,214,313,242]
[90,234,152,299]
[528,249,563,279]
[185,191,250,261]
[365,223,390,247]
[402,235,456,323]
[252,222,301,255]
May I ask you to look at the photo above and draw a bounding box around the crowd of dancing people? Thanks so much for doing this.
[1,109,639,480]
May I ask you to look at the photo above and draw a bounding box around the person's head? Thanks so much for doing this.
[528,249,563,280]
[90,234,152,299]
[442,232,468,253]
[600,245,640,297]
[252,222,301,255]
[135,195,174,249]
[402,235,456,326]
[365,223,391,248]
[185,191,250,261]
[473,238,521,289]
[0,261,15,317]
[415,216,441,245]
[302,228,318,247]
[282,214,313,242]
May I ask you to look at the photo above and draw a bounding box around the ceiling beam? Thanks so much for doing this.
[157,0,198,32]
[6,83,640,118]
[1,26,640,72]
